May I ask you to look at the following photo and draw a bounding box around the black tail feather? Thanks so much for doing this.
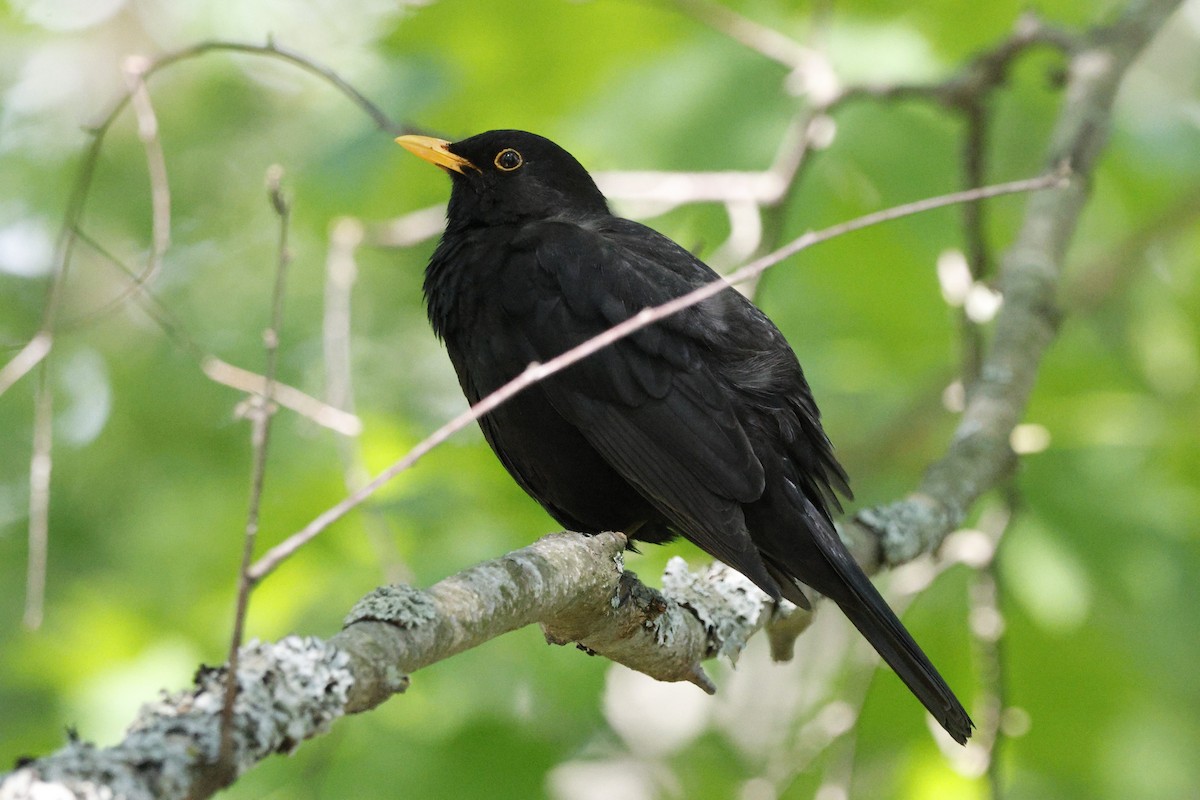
[778,498,975,744]
[831,572,974,744]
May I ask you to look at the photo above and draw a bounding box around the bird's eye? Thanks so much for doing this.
[494,148,523,171]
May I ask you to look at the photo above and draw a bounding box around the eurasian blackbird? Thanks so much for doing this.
[398,129,973,744]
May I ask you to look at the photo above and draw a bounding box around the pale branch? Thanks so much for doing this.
[0,334,51,397]
[322,218,413,584]
[1,532,788,800]
[669,0,818,73]
[121,55,172,311]
[20,50,169,626]
[200,357,362,436]
[22,367,52,630]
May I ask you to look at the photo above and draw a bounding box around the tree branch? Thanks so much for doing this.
[1,532,787,800]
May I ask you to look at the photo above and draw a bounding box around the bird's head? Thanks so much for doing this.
[397,130,610,227]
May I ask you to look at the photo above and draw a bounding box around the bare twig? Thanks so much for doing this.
[201,357,361,436]
[213,166,293,784]
[124,55,172,295]
[0,39,424,645]
[52,59,174,331]
[668,0,828,80]
[972,510,1012,797]
[248,170,1064,584]
[146,39,417,137]
[0,334,52,397]
[323,218,411,583]
[23,366,53,630]
[62,229,204,352]
[65,229,359,436]
[958,100,991,385]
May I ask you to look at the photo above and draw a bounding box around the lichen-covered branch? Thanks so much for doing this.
[0,532,786,800]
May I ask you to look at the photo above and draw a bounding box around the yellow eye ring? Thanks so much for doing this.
[494,148,523,171]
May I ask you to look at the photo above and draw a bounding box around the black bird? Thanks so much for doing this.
[397,130,973,744]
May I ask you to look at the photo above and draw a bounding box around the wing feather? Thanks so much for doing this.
[508,221,778,591]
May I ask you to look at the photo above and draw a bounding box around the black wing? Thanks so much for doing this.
[504,219,782,593]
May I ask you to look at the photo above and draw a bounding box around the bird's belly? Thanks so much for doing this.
[478,383,662,536]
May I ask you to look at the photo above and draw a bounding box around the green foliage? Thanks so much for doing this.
[2,1,1198,798]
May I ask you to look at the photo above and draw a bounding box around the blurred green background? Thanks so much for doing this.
[2,1,1198,798]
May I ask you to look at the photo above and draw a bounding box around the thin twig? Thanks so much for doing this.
[0,334,52,397]
[57,58,175,332]
[958,100,990,385]
[146,39,415,136]
[247,169,1066,583]
[124,55,172,294]
[64,229,205,354]
[668,0,821,74]
[969,496,1017,798]
[23,364,54,630]
[0,39,418,632]
[323,219,411,584]
[837,13,1076,111]
[64,230,359,435]
[216,166,292,777]
[201,357,361,437]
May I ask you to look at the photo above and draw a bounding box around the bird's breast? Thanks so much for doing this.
[424,224,544,340]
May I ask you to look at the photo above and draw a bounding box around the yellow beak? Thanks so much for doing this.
[395,135,477,174]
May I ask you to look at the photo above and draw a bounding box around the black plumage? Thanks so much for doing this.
[398,129,973,744]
